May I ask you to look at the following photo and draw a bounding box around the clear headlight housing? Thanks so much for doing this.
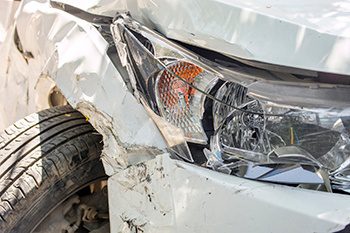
[111,15,350,194]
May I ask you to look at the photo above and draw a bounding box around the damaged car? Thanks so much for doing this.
[0,0,350,232]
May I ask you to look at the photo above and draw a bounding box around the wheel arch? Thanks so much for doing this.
[1,1,166,176]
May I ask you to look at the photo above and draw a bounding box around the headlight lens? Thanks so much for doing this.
[213,82,346,163]
[111,16,350,194]
[210,81,350,190]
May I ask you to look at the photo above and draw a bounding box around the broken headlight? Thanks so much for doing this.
[210,82,350,189]
[112,16,350,194]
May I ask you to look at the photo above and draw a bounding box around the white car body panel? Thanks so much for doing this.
[0,0,19,45]
[109,154,350,233]
[0,0,350,232]
[60,0,350,76]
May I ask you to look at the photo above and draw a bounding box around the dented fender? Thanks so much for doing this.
[0,0,166,175]
[1,1,350,233]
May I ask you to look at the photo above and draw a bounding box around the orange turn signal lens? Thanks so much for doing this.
[155,61,208,143]
[157,61,203,108]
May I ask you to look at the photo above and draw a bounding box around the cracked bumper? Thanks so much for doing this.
[108,153,350,233]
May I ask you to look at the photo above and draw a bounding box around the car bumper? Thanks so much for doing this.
[108,153,350,233]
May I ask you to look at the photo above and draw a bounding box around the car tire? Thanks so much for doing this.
[0,106,106,233]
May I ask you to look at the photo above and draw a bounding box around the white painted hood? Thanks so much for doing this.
[59,0,350,76]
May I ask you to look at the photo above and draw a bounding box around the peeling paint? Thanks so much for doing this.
[120,213,147,233]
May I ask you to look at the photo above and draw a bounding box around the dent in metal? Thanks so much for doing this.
[0,0,167,176]
[56,0,350,76]
[1,1,350,232]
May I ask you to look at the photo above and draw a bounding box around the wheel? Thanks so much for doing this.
[0,106,109,233]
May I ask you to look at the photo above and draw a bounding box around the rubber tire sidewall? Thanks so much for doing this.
[10,157,105,233]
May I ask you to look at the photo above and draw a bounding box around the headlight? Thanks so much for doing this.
[111,15,350,194]
[211,81,349,188]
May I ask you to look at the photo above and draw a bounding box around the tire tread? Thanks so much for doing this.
[0,106,104,231]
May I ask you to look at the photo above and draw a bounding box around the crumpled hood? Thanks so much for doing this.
[56,0,350,76]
